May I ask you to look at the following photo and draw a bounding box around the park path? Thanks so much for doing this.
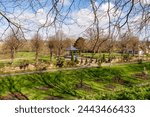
[0,65,96,77]
[0,62,139,77]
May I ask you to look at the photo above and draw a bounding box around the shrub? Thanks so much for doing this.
[137,59,143,64]
[84,58,88,65]
[19,60,29,70]
[101,54,106,63]
[56,58,64,68]
[97,54,106,67]
[65,60,76,67]
[74,57,79,64]
[123,54,131,62]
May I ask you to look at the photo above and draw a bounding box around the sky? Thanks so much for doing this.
[0,0,150,40]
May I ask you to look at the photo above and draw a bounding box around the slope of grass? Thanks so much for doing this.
[0,62,150,100]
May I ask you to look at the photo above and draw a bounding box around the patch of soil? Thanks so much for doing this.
[44,96,63,100]
[0,94,15,100]
[95,78,104,82]
[112,76,133,87]
[105,84,116,90]
[112,76,125,85]
[76,83,92,91]
[134,73,149,80]
[0,93,28,100]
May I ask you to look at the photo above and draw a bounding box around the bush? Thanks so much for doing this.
[97,54,106,66]
[101,54,106,63]
[137,59,143,64]
[123,54,131,62]
[107,56,115,63]
[65,60,76,67]
[84,58,88,65]
[19,60,30,70]
[56,58,64,68]
[74,57,79,64]
[0,62,5,68]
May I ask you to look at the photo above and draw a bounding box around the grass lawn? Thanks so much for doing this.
[16,51,35,58]
[0,62,150,100]
[81,52,121,59]
[0,52,52,67]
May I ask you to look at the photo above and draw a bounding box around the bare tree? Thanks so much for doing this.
[0,0,149,66]
[84,28,106,53]
[54,30,67,59]
[118,33,130,56]
[104,38,116,59]
[128,35,139,56]
[31,33,44,65]
[47,37,56,63]
[0,0,149,41]
[3,32,23,64]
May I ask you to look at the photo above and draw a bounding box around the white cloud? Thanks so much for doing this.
[52,2,120,37]
[60,0,70,6]
[36,9,44,14]
[72,9,94,26]
[100,2,115,12]
[0,2,122,38]
[3,9,52,38]
[135,0,150,5]
[141,0,150,4]
[10,8,52,29]
[1,1,145,39]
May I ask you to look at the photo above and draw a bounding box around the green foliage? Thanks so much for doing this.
[0,62,5,68]
[71,52,74,62]
[56,58,64,67]
[0,62,150,100]
[123,54,131,62]
[16,52,35,58]
[97,54,106,66]
[74,57,79,64]
[95,85,150,100]
[137,59,143,64]
[84,58,88,65]
[101,54,106,62]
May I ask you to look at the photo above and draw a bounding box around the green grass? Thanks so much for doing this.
[81,52,121,59]
[0,52,57,66]
[0,52,51,67]
[16,52,35,58]
[0,62,150,100]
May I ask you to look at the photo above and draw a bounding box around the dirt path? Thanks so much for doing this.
[0,62,140,77]
[0,65,97,77]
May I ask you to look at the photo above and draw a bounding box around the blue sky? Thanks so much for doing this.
[0,0,149,40]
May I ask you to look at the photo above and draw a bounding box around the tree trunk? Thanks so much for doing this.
[10,48,15,64]
[71,51,74,62]
[132,48,135,56]
[49,48,53,63]
[58,48,61,59]
[108,50,112,67]
[121,49,125,62]
[35,48,38,66]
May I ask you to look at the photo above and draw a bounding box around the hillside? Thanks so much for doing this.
[0,62,150,100]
